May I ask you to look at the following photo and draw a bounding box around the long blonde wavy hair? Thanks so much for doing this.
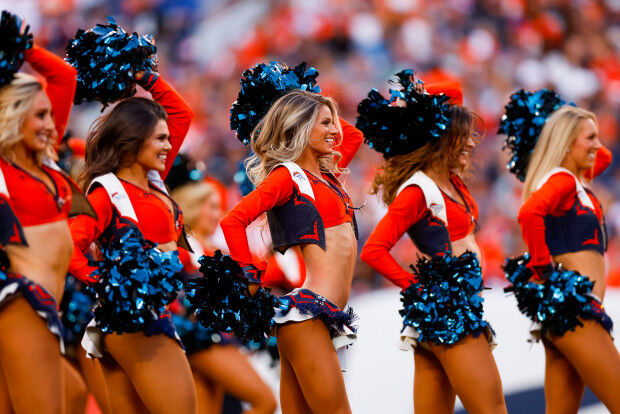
[370,105,481,205]
[245,90,343,185]
[0,73,53,162]
[522,106,597,200]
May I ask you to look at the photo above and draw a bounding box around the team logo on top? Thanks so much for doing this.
[292,171,306,181]
[111,191,128,201]
[430,203,444,215]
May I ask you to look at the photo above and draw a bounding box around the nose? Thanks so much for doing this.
[163,138,172,151]
[45,113,55,132]
[467,136,476,148]
[329,123,338,135]
[592,137,602,150]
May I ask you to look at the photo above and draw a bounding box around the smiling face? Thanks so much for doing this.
[458,135,477,168]
[564,118,601,173]
[197,190,222,236]
[306,105,339,157]
[135,119,171,172]
[19,90,55,154]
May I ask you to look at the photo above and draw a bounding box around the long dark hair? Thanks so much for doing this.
[80,97,167,190]
[370,105,482,205]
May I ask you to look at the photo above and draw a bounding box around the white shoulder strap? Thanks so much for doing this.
[147,170,169,195]
[0,167,9,198]
[536,167,594,210]
[279,162,314,199]
[88,173,139,222]
[396,171,447,224]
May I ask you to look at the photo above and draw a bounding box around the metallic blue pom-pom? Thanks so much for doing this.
[65,16,157,106]
[0,10,33,87]
[90,229,183,333]
[184,250,279,347]
[59,275,95,347]
[498,89,573,181]
[503,254,613,337]
[230,62,321,145]
[400,251,492,345]
[357,69,452,159]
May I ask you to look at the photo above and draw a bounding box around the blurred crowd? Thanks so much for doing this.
[5,0,620,289]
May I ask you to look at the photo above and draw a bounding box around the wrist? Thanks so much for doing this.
[241,264,262,284]
[136,70,159,90]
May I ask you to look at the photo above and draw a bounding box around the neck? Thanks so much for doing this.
[560,159,584,180]
[296,150,322,176]
[424,165,451,188]
[7,142,39,170]
[116,164,151,190]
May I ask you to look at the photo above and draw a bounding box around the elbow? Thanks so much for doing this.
[360,244,375,267]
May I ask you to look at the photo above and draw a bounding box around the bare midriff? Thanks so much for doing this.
[451,232,482,262]
[299,222,357,309]
[553,250,606,299]
[7,220,73,301]
[156,241,178,253]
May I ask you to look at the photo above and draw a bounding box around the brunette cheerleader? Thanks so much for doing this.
[500,92,620,411]
[359,72,507,413]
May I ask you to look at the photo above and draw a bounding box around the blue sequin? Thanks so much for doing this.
[90,229,183,333]
[400,252,492,345]
[184,250,279,347]
[65,16,157,106]
[0,11,33,87]
[503,253,613,336]
[356,70,452,158]
[230,62,321,145]
[498,89,574,181]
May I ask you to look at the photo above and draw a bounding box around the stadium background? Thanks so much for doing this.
[2,0,619,412]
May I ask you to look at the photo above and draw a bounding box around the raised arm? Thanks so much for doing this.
[584,146,612,180]
[335,118,364,169]
[360,186,426,289]
[518,172,576,273]
[24,44,77,141]
[220,167,294,279]
[68,187,113,283]
[137,72,194,179]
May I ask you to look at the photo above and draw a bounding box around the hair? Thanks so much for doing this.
[245,90,343,185]
[370,105,482,205]
[522,106,597,200]
[0,73,52,162]
[171,182,217,229]
[80,97,167,189]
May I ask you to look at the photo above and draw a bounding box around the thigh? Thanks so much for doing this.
[550,321,620,412]
[0,367,14,414]
[77,348,111,414]
[279,348,311,414]
[542,339,584,413]
[430,334,506,414]
[62,358,88,414]
[190,345,276,413]
[0,297,63,414]
[104,332,196,414]
[277,319,351,414]
[413,346,455,414]
[193,369,221,414]
[99,353,147,414]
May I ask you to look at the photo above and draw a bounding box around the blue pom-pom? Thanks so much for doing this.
[230,62,321,145]
[357,70,452,158]
[0,10,33,87]
[184,250,279,347]
[90,228,183,333]
[233,159,254,196]
[498,89,573,181]
[400,252,492,345]
[65,16,157,106]
[59,275,95,347]
[503,254,613,336]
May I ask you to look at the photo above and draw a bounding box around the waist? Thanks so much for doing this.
[451,233,480,259]
[553,250,606,298]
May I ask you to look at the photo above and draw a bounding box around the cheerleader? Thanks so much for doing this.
[0,13,94,413]
[359,72,506,413]
[220,90,363,413]
[502,97,620,411]
[68,69,196,413]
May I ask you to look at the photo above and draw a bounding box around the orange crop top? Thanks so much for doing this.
[361,173,478,289]
[221,118,364,270]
